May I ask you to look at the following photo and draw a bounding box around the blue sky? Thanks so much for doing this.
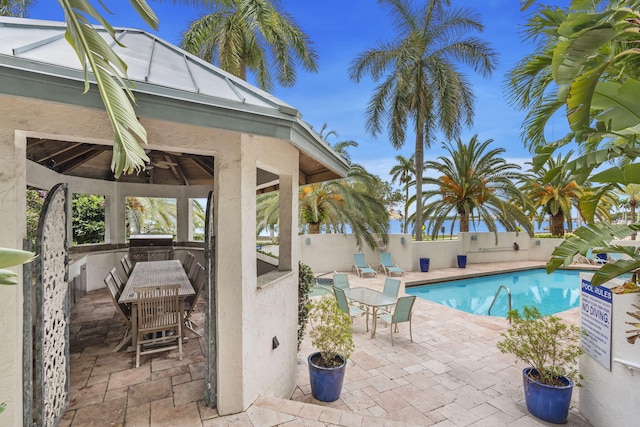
[29,0,571,182]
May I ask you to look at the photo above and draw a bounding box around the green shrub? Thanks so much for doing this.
[308,295,354,367]
[297,261,313,351]
[497,306,584,386]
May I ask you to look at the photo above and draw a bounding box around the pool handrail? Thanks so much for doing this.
[488,285,512,318]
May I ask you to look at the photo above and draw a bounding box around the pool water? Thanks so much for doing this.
[405,269,585,317]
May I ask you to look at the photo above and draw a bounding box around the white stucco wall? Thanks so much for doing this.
[0,125,27,426]
[579,281,640,427]
[2,94,304,418]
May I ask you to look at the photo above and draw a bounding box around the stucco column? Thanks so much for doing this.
[214,137,255,414]
[278,173,295,271]
[176,187,191,242]
[0,129,26,426]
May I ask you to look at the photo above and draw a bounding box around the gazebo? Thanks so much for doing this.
[0,16,348,425]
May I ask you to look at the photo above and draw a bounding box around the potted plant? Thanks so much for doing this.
[497,306,584,424]
[307,295,355,402]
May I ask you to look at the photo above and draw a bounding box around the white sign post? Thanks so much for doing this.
[580,276,613,370]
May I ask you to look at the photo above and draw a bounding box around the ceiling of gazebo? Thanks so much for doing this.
[26,136,334,188]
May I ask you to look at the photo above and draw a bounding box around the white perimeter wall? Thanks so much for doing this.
[299,232,564,275]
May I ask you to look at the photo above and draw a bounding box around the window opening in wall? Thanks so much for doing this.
[26,187,48,248]
[191,198,206,242]
[72,193,105,245]
[125,197,177,240]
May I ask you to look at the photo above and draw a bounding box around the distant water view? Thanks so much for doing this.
[388,219,581,235]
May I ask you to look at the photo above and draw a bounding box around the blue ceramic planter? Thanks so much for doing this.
[308,352,347,402]
[419,258,430,272]
[522,368,573,424]
[457,255,467,268]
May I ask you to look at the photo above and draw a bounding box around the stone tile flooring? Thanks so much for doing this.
[62,261,593,426]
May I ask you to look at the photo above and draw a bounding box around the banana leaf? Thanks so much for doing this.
[0,248,36,285]
[547,222,640,286]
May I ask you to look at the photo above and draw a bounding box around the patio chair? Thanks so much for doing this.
[610,253,623,261]
[182,252,196,276]
[376,295,416,345]
[184,263,205,336]
[383,278,401,299]
[333,287,367,328]
[121,255,133,278]
[135,285,183,368]
[333,273,350,289]
[110,267,127,293]
[104,272,132,352]
[352,253,377,278]
[379,252,404,276]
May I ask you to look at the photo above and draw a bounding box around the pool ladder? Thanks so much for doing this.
[488,285,512,317]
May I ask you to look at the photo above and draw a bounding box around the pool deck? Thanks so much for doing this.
[62,261,593,426]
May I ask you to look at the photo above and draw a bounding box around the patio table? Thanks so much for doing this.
[119,259,194,350]
[344,287,397,338]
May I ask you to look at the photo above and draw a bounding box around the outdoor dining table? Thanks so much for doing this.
[119,259,194,350]
[344,287,397,338]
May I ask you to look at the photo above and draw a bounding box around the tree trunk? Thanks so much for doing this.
[550,212,565,236]
[308,223,321,234]
[414,128,424,241]
[631,199,637,240]
[403,184,409,234]
[459,213,469,233]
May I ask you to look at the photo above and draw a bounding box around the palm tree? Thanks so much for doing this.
[181,0,318,92]
[389,154,415,234]
[618,184,640,240]
[126,197,177,236]
[349,0,496,241]
[257,163,390,250]
[417,135,533,238]
[521,153,583,237]
[0,0,31,17]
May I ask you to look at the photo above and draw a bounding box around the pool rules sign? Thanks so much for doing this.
[581,276,613,370]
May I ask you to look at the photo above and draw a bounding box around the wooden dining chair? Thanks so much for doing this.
[182,252,196,277]
[104,272,132,352]
[184,263,205,336]
[120,255,133,278]
[110,267,127,294]
[135,285,183,367]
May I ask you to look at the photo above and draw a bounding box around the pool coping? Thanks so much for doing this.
[404,262,600,288]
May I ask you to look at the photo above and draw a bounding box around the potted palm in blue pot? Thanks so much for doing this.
[497,306,583,424]
[307,295,354,402]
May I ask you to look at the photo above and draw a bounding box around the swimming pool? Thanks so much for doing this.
[405,269,585,317]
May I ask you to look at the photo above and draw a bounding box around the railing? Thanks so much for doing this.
[488,285,512,317]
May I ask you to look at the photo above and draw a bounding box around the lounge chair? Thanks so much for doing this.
[333,287,368,328]
[376,295,416,345]
[352,253,377,277]
[379,252,404,276]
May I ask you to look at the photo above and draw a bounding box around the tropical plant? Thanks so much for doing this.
[257,163,390,250]
[307,294,354,368]
[0,0,30,17]
[181,0,318,92]
[617,184,640,239]
[497,306,584,387]
[0,247,35,286]
[521,152,583,236]
[26,188,46,245]
[297,261,313,351]
[72,194,105,244]
[125,197,177,237]
[416,135,533,239]
[349,0,497,240]
[389,154,415,234]
[514,1,640,292]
